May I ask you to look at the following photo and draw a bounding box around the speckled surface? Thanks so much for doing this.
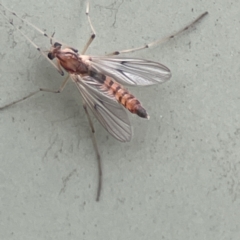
[0,0,239,239]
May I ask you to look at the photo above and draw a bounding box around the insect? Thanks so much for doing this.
[0,1,208,201]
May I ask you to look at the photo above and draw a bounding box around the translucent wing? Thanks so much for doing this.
[71,74,132,142]
[87,56,171,86]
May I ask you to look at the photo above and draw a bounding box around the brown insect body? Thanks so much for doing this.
[49,44,89,74]
[51,45,149,119]
[58,51,89,74]
[95,74,149,119]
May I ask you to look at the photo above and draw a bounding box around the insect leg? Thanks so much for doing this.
[0,90,41,110]
[39,75,70,93]
[0,8,64,76]
[0,75,70,110]
[81,1,96,54]
[106,11,208,56]
[0,3,65,47]
[82,101,102,201]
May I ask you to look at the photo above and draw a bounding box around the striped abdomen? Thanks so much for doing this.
[90,71,149,119]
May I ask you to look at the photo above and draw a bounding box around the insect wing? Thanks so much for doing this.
[72,75,132,142]
[88,56,171,86]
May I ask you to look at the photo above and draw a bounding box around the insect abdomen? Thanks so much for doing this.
[104,77,149,119]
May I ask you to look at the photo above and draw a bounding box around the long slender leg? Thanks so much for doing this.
[0,90,41,110]
[106,11,208,56]
[0,9,64,76]
[81,1,96,54]
[82,102,102,202]
[0,3,65,48]
[0,75,70,110]
[39,74,70,93]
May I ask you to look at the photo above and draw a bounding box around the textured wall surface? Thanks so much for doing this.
[0,0,239,239]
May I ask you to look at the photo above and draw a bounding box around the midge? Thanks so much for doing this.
[0,1,208,201]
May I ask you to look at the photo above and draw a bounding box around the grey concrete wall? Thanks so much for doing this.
[0,0,239,239]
